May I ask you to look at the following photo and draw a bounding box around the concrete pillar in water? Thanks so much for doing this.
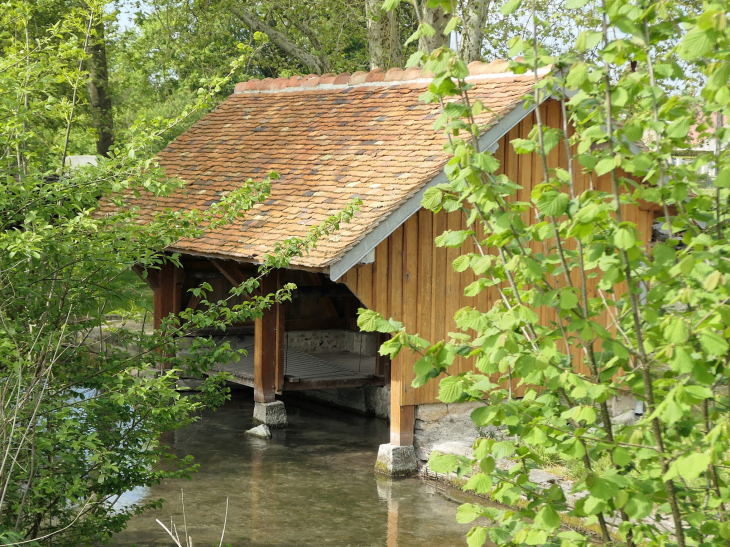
[375,443,417,476]
[375,384,417,475]
[253,400,288,428]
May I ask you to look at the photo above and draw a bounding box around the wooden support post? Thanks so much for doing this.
[390,357,415,445]
[151,262,184,370]
[276,270,286,393]
[153,263,180,331]
[390,404,415,446]
[254,272,279,403]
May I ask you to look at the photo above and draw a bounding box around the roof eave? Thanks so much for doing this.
[166,246,329,274]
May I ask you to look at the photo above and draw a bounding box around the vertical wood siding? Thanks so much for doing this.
[340,100,654,406]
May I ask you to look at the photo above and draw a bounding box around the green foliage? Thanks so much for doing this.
[0,2,357,544]
[363,0,730,545]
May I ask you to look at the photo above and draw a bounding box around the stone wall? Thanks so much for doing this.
[204,330,377,356]
[298,386,390,420]
[414,395,640,463]
[284,330,377,356]
[413,402,491,462]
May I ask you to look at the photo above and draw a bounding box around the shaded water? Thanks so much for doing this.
[112,389,472,546]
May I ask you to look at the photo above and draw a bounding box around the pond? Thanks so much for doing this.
[111,389,474,546]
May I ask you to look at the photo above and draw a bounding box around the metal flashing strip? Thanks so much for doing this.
[328,98,538,282]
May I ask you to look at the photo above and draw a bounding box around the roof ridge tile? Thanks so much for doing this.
[232,59,547,95]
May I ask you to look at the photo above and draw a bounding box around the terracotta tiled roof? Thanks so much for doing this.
[103,61,546,270]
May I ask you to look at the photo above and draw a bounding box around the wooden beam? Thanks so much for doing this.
[132,264,159,291]
[254,273,278,403]
[186,293,203,312]
[290,286,353,299]
[211,258,261,296]
[276,271,286,393]
[390,403,415,446]
[211,258,246,285]
[305,272,340,318]
[283,376,386,391]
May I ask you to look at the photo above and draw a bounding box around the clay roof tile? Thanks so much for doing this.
[101,63,549,269]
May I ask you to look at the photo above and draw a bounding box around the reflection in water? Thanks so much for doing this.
[112,389,471,546]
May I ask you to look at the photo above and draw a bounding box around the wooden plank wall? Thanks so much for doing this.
[341,99,654,406]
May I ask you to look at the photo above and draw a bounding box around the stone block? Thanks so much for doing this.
[415,403,449,422]
[374,443,418,476]
[446,401,483,419]
[431,441,474,459]
[245,424,272,439]
[253,401,287,428]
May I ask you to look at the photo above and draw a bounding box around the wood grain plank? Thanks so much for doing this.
[358,264,374,309]
[374,239,389,317]
[402,214,420,404]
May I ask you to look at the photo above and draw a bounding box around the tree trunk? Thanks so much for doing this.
[86,19,113,157]
[419,4,449,53]
[388,9,403,68]
[462,0,490,61]
[228,6,330,74]
[366,0,402,69]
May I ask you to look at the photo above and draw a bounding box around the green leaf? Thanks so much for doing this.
[382,0,401,9]
[467,526,488,547]
[453,255,471,272]
[438,376,463,403]
[534,504,561,530]
[699,330,729,356]
[664,317,689,344]
[500,0,522,15]
[429,452,459,473]
[456,504,483,524]
[715,166,730,188]
[666,117,691,139]
[566,63,588,87]
[357,309,395,333]
[463,473,493,494]
[414,355,435,375]
[679,26,715,60]
[614,227,636,250]
[537,191,569,217]
[421,187,443,210]
[473,153,500,173]
[612,447,632,466]
[492,441,515,459]
[443,16,461,35]
[595,157,616,176]
[624,494,653,520]
[565,0,589,8]
[559,289,579,310]
[435,230,471,248]
[670,346,694,374]
[575,30,602,51]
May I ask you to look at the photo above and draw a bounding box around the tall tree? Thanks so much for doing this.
[86,16,113,156]
[227,5,332,73]
[418,2,449,52]
[461,0,490,61]
[366,0,403,69]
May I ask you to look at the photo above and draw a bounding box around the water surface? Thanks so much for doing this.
[113,389,472,546]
